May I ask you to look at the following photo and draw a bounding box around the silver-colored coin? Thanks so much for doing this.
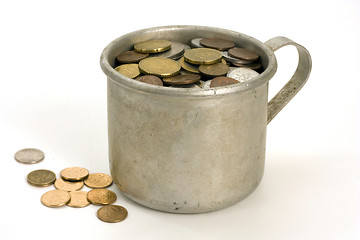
[222,51,240,63]
[152,42,185,59]
[190,38,203,48]
[226,67,260,83]
[14,148,45,164]
[168,83,201,89]
[202,80,212,89]
[195,80,205,88]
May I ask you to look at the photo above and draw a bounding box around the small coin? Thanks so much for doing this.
[202,80,212,89]
[41,189,71,207]
[97,205,128,223]
[179,56,200,74]
[198,62,230,77]
[151,42,185,59]
[135,75,163,86]
[222,51,252,63]
[134,39,171,53]
[114,64,140,79]
[60,167,89,182]
[190,38,203,48]
[27,169,56,187]
[232,61,262,70]
[163,74,201,85]
[116,50,149,64]
[184,48,223,65]
[14,148,44,164]
[227,67,260,83]
[67,191,90,208]
[138,57,181,77]
[228,47,259,62]
[54,178,84,191]
[210,76,240,87]
[200,38,235,51]
[84,173,113,189]
[87,188,117,205]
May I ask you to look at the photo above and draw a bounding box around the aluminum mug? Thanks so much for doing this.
[100,25,312,213]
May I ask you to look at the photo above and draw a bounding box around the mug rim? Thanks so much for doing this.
[100,25,277,98]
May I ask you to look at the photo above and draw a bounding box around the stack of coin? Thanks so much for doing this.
[114,37,262,88]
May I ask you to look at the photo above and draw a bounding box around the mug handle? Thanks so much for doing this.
[264,36,312,124]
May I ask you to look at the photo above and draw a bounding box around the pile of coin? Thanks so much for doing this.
[114,37,262,88]
[16,148,127,223]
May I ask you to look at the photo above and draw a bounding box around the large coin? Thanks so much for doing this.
[184,48,222,65]
[163,74,201,85]
[227,67,260,82]
[151,42,185,59]
[54,178,84,191]
[179,56,199,74]
[198,62,230,77]
[134,39,171,53]
[210,76,240,87]
[87,189,117,205]
[41,189,71,207]
[67,191,90,208]
[116,50,149,64]
[97,205,128,223]
[84,173,113,189]
[60,167,89,182]
[200,38,235,51]
[114,64,140,79]
[135,75,163,86]
[27,169,56,187]
[14,148,44,164]
[228,47,259,62]
[138,57,181,77]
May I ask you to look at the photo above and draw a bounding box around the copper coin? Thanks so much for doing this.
[67,191,90,208]
[134,39,171,53]
[114,64,140,79]
[163,74,201,85]
[54,178,84,191]
[87,189,117,205]
[27,169,56,187]
[116,50,149,64]
[135,75,163,86]
[60,167,89,181]
[210,76,240,87]
[228,47,259,62]
[97,205,128,223]
[198,62,230,77]
[41,189,71,207]
[84,173,113,189]
[14,148,44,164]
[200,38,235,51]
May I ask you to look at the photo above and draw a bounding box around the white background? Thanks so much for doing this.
[0,0,359,239]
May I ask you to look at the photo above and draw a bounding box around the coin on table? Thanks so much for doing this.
[114,64,140,79]
[184,48,223,65]
[198,62,230,77]
[27,169,56,187]
[60,167,89,181]
[200,38,235,51]
[87,189,117,205]
[54,178,84,191]
[151,42,185,59]
[135,75,163,86]
[210,76,240,87]
[41,189,71,207]
[190,38,203,48]
[67,191,90,208]
[228,47,259,62]
[227,67,260,82]
[134,39,171,53]
[84,173,113,189]
[97,205,128,223]
[163,74,201,85]
[179,56,200,74]
[14,148,44,164]
[116,50,149,64]
[139,57,181,77]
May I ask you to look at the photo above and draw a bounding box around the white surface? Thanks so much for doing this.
[0,0,359,239]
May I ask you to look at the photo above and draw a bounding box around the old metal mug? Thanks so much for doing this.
[100,25,312,213]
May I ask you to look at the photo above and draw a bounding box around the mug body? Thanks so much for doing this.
[101,25,277,213]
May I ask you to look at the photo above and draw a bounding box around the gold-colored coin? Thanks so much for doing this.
[97,205,128,223]
[67,191,90,208]
[179,56,199,74]
[134,39,171,53]
[84,173,113,189]
[87,189,117,205]
[27,169,56,187]
[198,62,230,77]
[114,64,140,79]
[41,189,71,207]
[54,178,84,191]
[60,167,89,181]
[184,48,222,65]
[138,57,181,77]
